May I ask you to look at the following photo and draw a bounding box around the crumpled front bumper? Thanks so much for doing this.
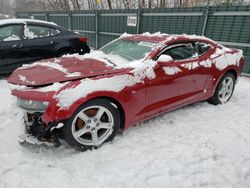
[19,110,62,147]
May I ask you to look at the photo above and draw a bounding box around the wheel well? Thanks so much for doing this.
[226,69,237,80]
[57,47,75,56]
[91,96,126,130]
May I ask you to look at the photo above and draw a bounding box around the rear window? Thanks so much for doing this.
[24,25,50,39]
[24,25,60,39]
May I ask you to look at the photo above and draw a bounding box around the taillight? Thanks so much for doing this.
[79,37,88,43]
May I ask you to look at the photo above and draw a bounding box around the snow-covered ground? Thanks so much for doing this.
[0,77,250,188]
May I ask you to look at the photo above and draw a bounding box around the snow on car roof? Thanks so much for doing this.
[0,18,57,26]
[120,32,217,45]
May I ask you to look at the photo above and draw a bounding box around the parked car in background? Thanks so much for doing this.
[0,19,90,74]
[8,33,244,151]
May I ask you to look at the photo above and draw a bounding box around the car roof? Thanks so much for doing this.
[120,32,217,46]
[0,18,58,27]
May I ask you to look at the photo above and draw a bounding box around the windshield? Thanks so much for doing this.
[100,39,157,61]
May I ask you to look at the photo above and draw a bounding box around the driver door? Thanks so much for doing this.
[144,43,209,118]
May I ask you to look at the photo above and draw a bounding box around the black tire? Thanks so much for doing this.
[63,98,120,151]
[208,72,235,105]
[57,48,75,57]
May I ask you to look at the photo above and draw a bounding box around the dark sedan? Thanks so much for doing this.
[0,19,90,74]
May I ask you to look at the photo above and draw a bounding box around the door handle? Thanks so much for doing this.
[12,44,23,49]
[50,41,56,45]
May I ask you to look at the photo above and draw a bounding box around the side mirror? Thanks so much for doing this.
[157,54,173,66]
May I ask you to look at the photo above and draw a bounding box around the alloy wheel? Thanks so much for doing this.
[71,105,114,146]
[218,77,234,103]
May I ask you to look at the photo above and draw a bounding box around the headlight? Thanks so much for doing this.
[17,98,49,111]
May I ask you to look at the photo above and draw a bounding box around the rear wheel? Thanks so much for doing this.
[63,99,120,151]
[208,72,235,105]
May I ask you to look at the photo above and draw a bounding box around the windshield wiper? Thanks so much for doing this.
[103,57,117,66]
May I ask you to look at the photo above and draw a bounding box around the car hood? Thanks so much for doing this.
[8,57,129,86]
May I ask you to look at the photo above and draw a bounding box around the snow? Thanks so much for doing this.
[139,31,168,37]
[3,35,21,42]
[163,66,182,75]
[65,72,81,78]
[213,50,242,71]
[120,32,216,47]
[1,77,250,187]
[52,52,158,108]
[65,50,129,68]
[29,82,68,92]
[199,59,212,68]
[56,75,137,108]
[0,19,57,27]
[158,54,173,62]
[21,59,82,78]
[18,74,35,85]
[0,14,10,19]
[24,25,38,39]
[56,60,157,108]
[214,54,228,70]
[118,32,241,74]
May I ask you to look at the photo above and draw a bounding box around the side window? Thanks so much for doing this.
[196,42,211,56]
[50,28,61,36]
[0,25,22,42]
[24,25,50,39]
[161,44,198,61]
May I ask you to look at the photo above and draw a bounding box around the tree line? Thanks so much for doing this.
[0,0,247,15]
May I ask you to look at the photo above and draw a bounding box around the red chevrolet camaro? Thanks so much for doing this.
[8,33,244,150]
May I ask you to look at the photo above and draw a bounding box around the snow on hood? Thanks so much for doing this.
[8,50,148,87]
[8,53,130,86]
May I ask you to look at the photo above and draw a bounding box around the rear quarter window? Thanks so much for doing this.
[50,28,61,36]
[161,44,198,61]
[196,42,211,56]
[24,25,50,39]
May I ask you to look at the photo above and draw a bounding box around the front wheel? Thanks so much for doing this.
[208,72,235,105]
[63,99,120,151]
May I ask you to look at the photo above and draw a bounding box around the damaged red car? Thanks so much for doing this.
[8,33,245,150]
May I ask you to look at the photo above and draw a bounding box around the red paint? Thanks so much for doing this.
[8,58,128,86]
[79,37,88,43]
[8,35,244,130]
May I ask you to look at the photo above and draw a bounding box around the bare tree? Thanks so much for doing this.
[0,0,12,15]
[106,0,112,9]
[11,0,249,12]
